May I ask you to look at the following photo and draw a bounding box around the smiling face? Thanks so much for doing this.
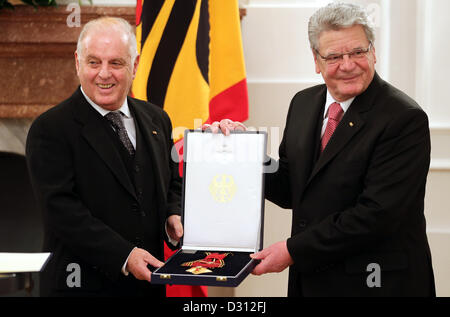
[313,25,376,102]
[75,27,139,111]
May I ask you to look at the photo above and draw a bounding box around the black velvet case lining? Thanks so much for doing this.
[156,250,254,277]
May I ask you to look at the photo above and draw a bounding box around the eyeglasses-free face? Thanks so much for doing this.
[313,24,377,102]
[75,28,139,112]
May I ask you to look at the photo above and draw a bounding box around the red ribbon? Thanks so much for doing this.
[182,253,230,269]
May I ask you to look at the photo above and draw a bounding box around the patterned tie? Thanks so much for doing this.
[321,102,344,152]
[105,111,135,156]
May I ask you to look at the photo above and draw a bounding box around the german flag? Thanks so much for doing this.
[132,0,248,297]
[132,0,248,140]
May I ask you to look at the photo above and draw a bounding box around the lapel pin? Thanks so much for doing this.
[349,122,354,127]
[152,130,158,135]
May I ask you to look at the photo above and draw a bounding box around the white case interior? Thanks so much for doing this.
[182,132,265,253]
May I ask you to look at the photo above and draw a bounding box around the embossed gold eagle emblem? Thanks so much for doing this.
[209,174,237,203]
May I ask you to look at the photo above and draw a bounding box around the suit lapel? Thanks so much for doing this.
[306,73,383,186]
[73,88,137,200]
[293,86,327,190]
[307,110,365,184]
[129,99,167,206]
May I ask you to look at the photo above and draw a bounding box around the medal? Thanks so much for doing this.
[186,267,212,275]
[182,252,231,274]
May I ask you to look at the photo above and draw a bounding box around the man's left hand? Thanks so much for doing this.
[167,214,183,243]
[250,241,294,275]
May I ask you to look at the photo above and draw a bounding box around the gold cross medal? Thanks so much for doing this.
[182,252,231,275]
[185,266,213,275]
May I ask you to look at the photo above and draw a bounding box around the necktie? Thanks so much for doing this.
[105,111,135,156]
[321,102,344,152]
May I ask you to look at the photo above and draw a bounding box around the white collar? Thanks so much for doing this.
[80,86,132,118]
[323,90,355,119]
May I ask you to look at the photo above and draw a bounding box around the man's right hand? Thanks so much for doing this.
[126,247,164,282]
[202,119,246,136]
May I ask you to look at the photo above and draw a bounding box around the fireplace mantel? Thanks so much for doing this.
[0,5,247,119]
[0,5,135,118]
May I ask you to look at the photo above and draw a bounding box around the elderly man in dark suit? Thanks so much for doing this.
[211,3,435,297]
[26,17,183,297]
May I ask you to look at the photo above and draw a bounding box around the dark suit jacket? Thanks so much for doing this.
[26,87,182,296]
[265,73,435,297]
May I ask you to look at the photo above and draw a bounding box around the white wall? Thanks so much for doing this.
[415,0,450,298]
[222,0,450,297]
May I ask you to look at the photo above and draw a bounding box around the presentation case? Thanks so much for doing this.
[152,130,266,287]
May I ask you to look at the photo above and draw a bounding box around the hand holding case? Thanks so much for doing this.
[152,130,266,287]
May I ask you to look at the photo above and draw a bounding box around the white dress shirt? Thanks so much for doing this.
[80,87,137,149]
[321,90,355,138]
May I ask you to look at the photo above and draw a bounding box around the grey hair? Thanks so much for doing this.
[308,2,375,51]
[76,16,138,64]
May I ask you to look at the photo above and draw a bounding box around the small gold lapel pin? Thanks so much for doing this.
[349,122,354,127]
[152,130,158,135]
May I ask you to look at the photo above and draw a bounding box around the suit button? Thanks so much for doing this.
[131,203,146,216]
[134,165,140,172]
[298,220,307,228]
[131,204,140,213]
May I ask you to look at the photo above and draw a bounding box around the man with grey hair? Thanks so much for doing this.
[213,2,435,296]
[26,17,183,297]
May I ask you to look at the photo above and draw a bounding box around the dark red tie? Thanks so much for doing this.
[321,102,344,152]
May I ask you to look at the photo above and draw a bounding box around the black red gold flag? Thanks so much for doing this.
[133,0,249,297]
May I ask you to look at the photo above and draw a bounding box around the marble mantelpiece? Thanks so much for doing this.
[0,5,135,119]
[0,5,134,154]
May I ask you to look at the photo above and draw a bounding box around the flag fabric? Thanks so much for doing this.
[133,0,249,297]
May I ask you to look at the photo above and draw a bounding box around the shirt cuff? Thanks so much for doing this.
[165,219,179,247]
[121,247,137,276]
